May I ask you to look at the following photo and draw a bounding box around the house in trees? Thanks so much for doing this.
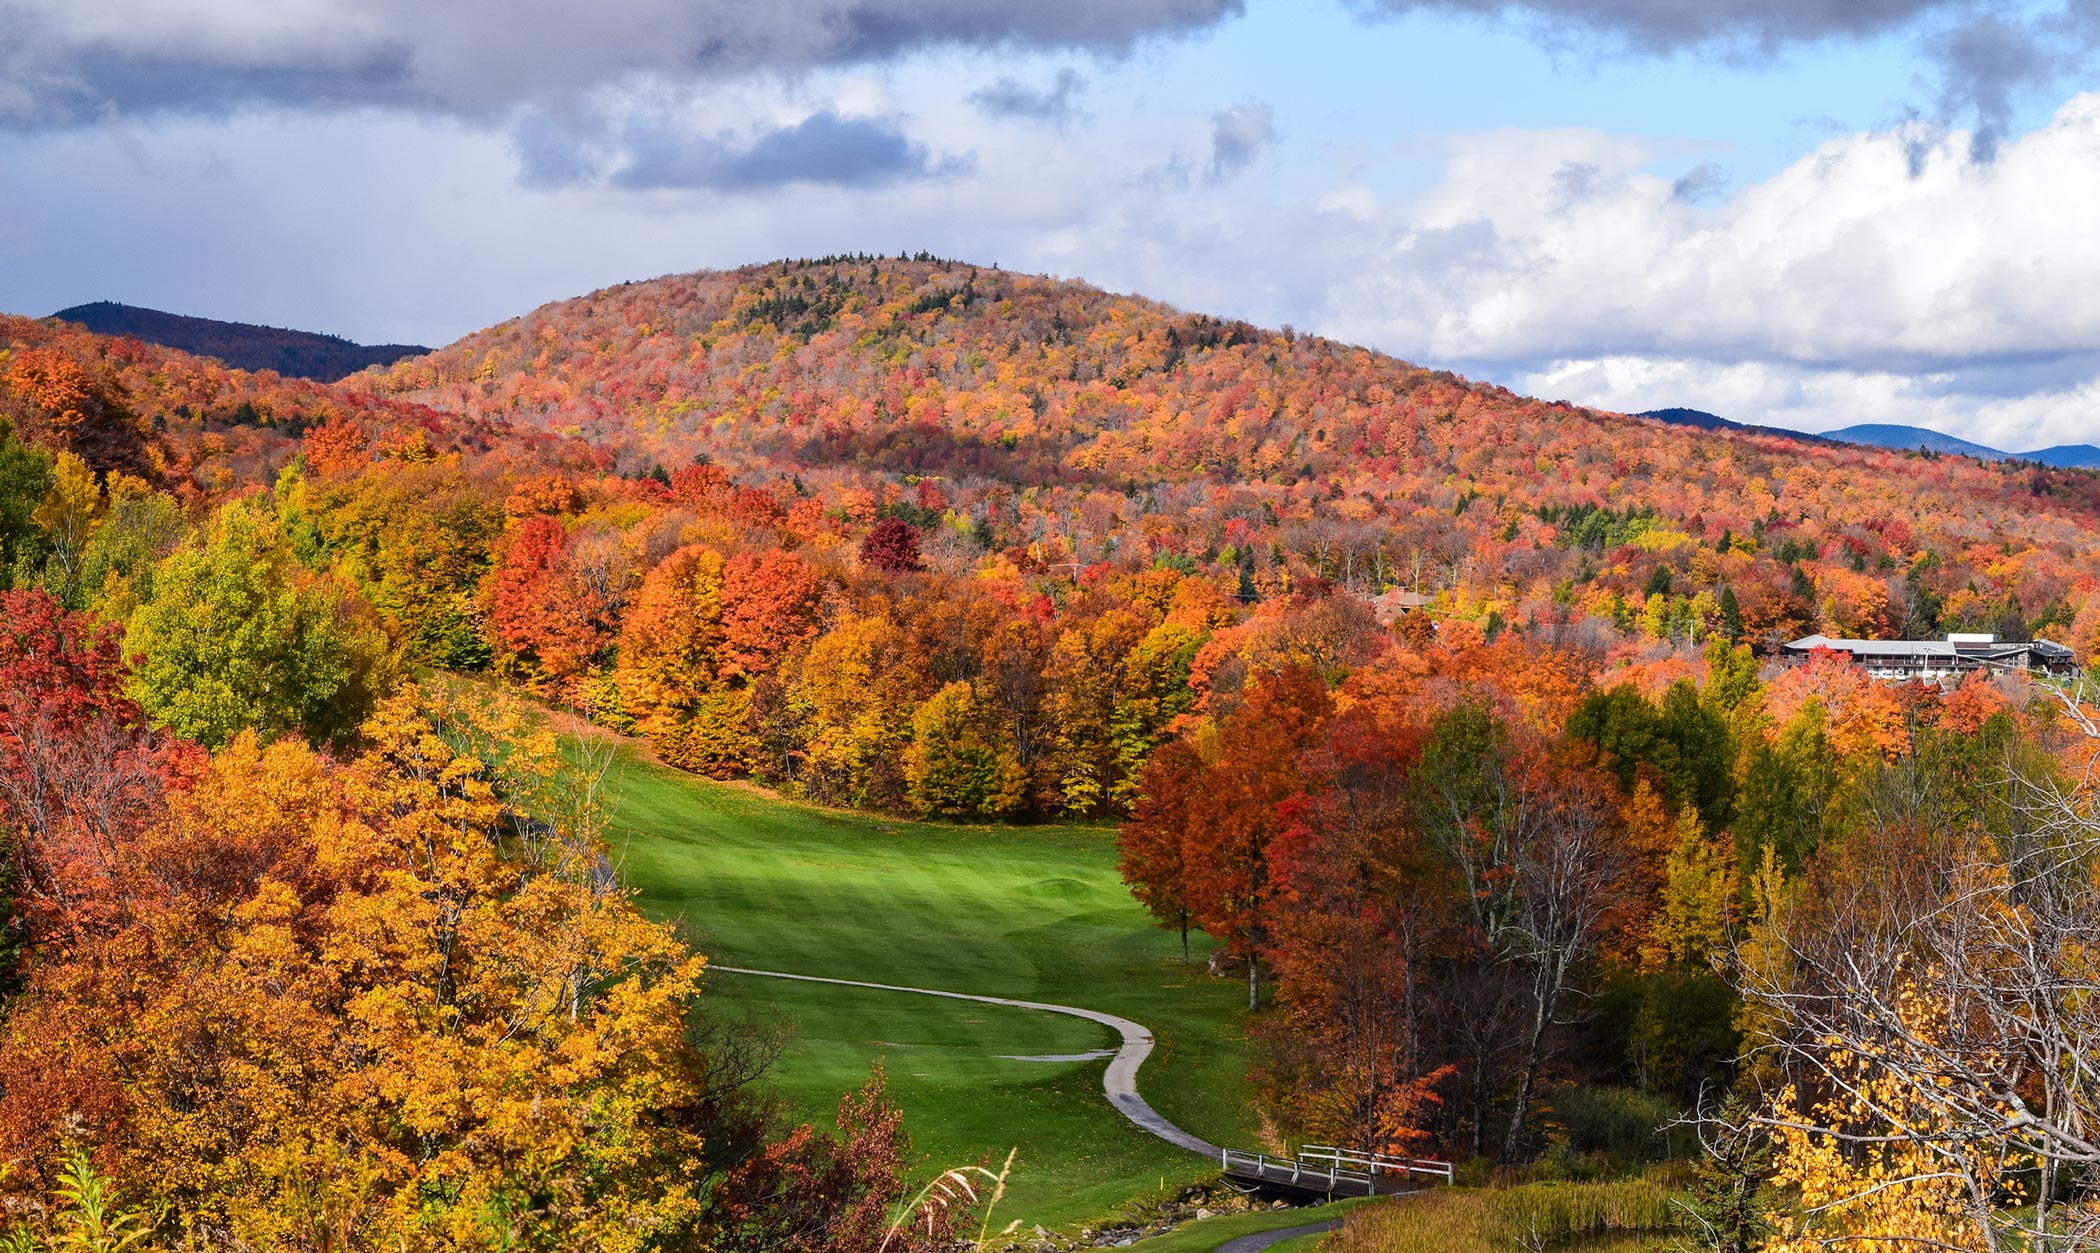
[1368,589,1432,626]
[1782,632,2078,680]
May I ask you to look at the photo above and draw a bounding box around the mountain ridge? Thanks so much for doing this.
[49,300,428,383]
[1640,407,2100,469]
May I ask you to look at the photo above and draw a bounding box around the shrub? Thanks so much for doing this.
[1329,1176,1683,1253]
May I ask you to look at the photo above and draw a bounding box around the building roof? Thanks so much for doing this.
[1368,588,1433,625]
[1784,635,2074,660]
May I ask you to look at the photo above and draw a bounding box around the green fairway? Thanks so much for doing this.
[604,752,1258,1227]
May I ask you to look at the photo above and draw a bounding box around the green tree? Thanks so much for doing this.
[1716,584,1745,643]
[1732,702,1842,889]
[124,497,393,749]
[0,415,54,589]
[1567,680,1732,828]
[75,484,186,622]
[903,681,1027,819]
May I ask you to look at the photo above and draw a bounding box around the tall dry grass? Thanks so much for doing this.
[1329,1176,1681,1253]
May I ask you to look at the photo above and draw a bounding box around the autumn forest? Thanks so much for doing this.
[7,256,2100,1249]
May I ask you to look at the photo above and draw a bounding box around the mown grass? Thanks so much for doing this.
[603,752,1259,1228]
[1110,1199,1371,1253]
[1328,1177,1684,1253]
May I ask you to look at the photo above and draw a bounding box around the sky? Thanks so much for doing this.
[4,0,2100,449]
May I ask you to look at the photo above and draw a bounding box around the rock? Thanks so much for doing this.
[1196,1209,1212,1220]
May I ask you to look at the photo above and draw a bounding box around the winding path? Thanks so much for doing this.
[710,965,1222,1156]
[1213,1219,1346,1253]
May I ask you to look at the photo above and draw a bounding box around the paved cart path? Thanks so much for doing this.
[710,965,1222,1156]
[1214,1218,1345,1253]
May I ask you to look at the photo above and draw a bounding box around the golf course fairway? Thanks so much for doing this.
[605,751,1260,1227]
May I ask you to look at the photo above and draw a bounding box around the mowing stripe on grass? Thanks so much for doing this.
[712,965,1222,1156]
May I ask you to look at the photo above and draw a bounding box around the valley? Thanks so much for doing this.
[604,750,1257,1226]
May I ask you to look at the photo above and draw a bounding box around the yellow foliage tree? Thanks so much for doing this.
[903,681,1028,820]
[0,683,708,1250]
[1765,1008,2024,1253]
[1639,807,1737,973]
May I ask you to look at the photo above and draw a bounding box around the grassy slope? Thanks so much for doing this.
[605,752,1259,1227]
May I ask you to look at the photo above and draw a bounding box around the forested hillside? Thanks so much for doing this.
[363,256,2100,657]
[11,257,2100,822]
[9,260,2100,1247]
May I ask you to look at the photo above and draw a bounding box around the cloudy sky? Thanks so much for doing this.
[5,0,2100,449]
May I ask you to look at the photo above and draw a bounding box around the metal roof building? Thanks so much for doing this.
[1781,633,2077,680]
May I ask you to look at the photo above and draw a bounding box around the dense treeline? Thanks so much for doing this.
[1114,611,2039,1148]
[1119,595,2100,1249]
[11,263,2100,827]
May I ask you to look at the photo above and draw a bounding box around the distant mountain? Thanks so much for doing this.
[2003,444,2100,469]
[1644,410,2100,470]
[1636,407,1826,444]
[1822,423,2004,459]
[50,301,428,382]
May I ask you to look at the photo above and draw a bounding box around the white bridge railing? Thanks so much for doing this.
[1299,1144,1455,1185]
[1220,1148,1372,1191]
[1219,1144,1454,1191]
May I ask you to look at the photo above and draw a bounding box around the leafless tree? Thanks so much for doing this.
[1416,711,1634,1160]
[1725,677,2100,1250]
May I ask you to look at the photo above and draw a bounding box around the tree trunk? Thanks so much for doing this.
[1502,987,1554,1161]
[1180,915,1190,964]
[1247,952,1261,1011]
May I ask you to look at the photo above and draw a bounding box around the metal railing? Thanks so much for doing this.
[1219,1148,1374,1192]
[1298,1144,1455,1185]
[1220,1144,1455,1191]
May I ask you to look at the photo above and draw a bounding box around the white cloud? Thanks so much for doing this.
[1515,354,2100,452]
[1320,94,2100,373]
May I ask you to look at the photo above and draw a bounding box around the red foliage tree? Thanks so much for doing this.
[859,518,924,573]
[1180,665,1333,1009]
[487,514,604,686]
[720,549,823,680]
[0,588,180,951]
[717,1065,972,1253]
[1117,739,1204,962]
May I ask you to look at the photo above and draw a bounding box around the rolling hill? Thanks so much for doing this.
[50,301,428,382]
[15,255,2100,671]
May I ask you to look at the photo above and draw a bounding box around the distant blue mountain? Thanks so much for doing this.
[1636,408,1826,444]
[51,301,427,382]
[1821,423,2005,459]
[1639,409,2100,470]
[2015,443,2100,469]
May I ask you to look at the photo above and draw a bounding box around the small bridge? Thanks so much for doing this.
[1220,1144,1454,1200]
